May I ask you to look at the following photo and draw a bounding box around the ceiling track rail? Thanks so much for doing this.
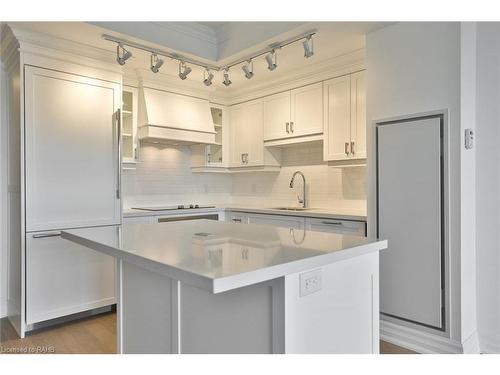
[102,30,317,72]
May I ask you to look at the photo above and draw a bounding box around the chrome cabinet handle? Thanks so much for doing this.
[116,109,121,199]
[345,142,350,156]
[286,122,290,134]
[351,141,355,155]
[321,221,343,226]
[232,218,242,223]
[33,231,62,239]
[290,121,294,133]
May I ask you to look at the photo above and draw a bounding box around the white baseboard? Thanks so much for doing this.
[479,333,500,354]
[462,331,480,354]
[381,320,463,354]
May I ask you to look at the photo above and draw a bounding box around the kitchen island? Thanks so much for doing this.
[62,220,386,354]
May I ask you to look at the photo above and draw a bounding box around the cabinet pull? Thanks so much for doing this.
[321,221,343,226]
[116,109,121,199]
[286,122,290,134]
[351,141,355,155]
[33,231,62,239]
[232,218,242,223]
[290,121,294,133]
[345,142,349,156]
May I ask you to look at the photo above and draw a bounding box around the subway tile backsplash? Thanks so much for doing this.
[122,142,366,211]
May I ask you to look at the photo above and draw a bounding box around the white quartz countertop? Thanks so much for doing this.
[123,205,367,221]
[62,220,385,294]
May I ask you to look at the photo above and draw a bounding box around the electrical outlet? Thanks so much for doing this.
[300,269,322,297]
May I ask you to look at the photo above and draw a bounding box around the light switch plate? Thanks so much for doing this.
[300,269,322,297]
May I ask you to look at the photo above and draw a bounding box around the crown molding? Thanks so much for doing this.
[151,22,217,46]
[6,23,121,74]
[211,49,366,106]
[1,25,20,71]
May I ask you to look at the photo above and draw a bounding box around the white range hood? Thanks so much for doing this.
[137,85,216,145]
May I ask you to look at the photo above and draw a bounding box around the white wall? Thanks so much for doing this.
[475,22,500,353]
[366,22,476,351]
[122,142,233,208]
[122,141,367,212]
[231,142,366,211]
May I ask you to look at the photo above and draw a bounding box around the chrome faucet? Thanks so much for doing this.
[289,171,306,208]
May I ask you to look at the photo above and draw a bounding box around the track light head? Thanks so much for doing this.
[265,50,277,71]
[303,36,314,58]
[241,61,254,79]
[203,68,214,86]
[150,54,164,73]
[178,62,192,80]
[222,69,232,87]
[116,44,132,66]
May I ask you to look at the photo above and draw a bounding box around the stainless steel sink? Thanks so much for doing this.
[271,207,312,211]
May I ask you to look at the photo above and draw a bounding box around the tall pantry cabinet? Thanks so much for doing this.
[2,27,121,338]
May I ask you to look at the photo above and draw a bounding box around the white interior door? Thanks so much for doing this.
[263,91,290,141]
[377,116,443,329]
[323,75,351,161]
[24,66,121,231]
[290,82,323,137]
[350,71,366,159]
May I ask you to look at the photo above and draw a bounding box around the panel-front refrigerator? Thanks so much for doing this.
[23,65,121,327]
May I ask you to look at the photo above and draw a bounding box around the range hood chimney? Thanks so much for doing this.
[137,85,216,145]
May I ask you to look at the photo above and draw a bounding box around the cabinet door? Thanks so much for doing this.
[306,218,366,236]
[231,99,264,166]
[122,86,138,164]
[230,105,248,166]
[290,82,323,137]
[263,91,291,141]
[247,214,305,229]
[323,75,352,161]
[24,66,121,231]
[26,231,116,325]
[350,71,366,159]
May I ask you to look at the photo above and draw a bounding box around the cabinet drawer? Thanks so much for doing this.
[226,212,249,224]
[247,213,305,229]
[306,218,366,236]
[26,230,116,325]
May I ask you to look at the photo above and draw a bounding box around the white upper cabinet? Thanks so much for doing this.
[230,99,264,166]
[263,82,323,144]
[230,99,281,169]
[263,91,291,140]
[290,82,323,137]
[122,86,139,165]
[323,71,366,161]
[24,66,121,231]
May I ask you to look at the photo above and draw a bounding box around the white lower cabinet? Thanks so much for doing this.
[123,216,156,224]
[26,231,116,325]
[305,218,366,236]
[247,213,305,229]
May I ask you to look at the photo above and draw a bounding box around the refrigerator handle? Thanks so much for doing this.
[116,108,121,200]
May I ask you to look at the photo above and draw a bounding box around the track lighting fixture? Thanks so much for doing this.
[106,31,317,86]
[265,50,277,71]
[178,61,192,80]
[302,35,314,58]
[222,68,232,87]
[116,44,132,66]
[241,60,254,79]
[150,54,164,73]
[203,68,214,86]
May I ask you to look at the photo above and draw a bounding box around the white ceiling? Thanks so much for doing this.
[7,21,391,95]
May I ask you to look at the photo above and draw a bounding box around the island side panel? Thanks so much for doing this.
[120,261,174,354]
[179,279,285,354]
[284,252,380,354]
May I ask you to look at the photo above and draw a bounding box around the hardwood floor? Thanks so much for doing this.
[1,312,416,354]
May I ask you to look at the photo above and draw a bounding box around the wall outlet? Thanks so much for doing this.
[300,269,322,297]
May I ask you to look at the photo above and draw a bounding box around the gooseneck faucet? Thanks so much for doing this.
[289,171,306,208]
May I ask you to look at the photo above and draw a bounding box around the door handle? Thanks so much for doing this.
[286,122,290,134]
[116,109,121,199]
[321,221,343,226]
[345,142,350,156]
[33,231,62,239]
[351,141,355,155]
[290,121,294,133]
